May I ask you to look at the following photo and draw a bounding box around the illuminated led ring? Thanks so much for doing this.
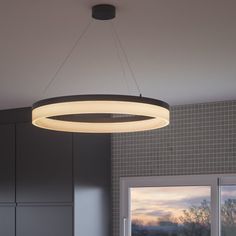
[32,95,170,133]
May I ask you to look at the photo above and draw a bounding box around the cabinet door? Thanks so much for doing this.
[16,123,72,203]
[16,206,73,236]
[0,124,15,202]
[74,134,111,236]
[0,206,15,236]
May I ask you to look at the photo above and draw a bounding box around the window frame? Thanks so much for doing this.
[120,174,236,236]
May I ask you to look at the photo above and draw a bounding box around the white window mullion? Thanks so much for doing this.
[211,177,220,236]
[120,178,129,236]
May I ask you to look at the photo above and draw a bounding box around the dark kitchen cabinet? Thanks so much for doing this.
[16,123,73,203]
[0,206,15,236]
[73,134,111,236]
[0,124,15,203]
[16,206,73,236]
[0,108,111,236]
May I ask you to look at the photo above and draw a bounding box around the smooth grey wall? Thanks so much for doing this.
[112,100,236,236]
[74,133,111,236]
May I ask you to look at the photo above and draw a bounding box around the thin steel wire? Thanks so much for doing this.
[42,20,93,96]
[109,22,130,94]
[110,21,142,96]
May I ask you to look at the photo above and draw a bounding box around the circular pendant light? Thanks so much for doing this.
[32,95,169,133]
[32,5,170,133]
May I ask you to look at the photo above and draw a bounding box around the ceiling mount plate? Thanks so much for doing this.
[92,4,116,20]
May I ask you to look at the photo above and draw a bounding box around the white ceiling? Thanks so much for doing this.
[1,0,236,109]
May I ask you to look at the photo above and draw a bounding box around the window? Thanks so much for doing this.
[120,175,236,236]
[131,186,211,236]
[220,177,236,236]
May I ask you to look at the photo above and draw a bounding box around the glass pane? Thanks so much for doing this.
[221,186,236,236]
[130,186,211,236]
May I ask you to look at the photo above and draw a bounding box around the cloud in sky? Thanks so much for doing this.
[147,210,172,217]
[132,208,171,217]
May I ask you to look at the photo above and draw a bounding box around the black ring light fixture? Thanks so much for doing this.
[32,5,170,133]
[32,94,169,133]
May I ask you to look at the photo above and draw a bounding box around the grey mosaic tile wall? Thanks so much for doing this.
[111,100,236,236]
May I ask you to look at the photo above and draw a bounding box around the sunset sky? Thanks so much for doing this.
[221,186,236,203]
[131,186,211,224]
